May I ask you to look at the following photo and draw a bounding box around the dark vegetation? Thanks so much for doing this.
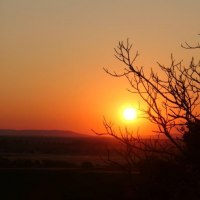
[0,135,109,155]
[0,133,119,169]
[0,131,135,200]
[0,131,199,199]
[0,132,139,200]
[0,129,85,137]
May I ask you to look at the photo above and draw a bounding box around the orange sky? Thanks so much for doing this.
[0,0,200,135]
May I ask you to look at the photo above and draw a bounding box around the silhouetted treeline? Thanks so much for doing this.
[0,129,85,137]
[0,136,117,155]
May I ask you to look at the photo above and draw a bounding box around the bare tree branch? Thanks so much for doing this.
[96,37,200,172]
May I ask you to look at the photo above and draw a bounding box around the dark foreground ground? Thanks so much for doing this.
[0,134,200,200]
[0,168,135,200]
[1,167,200,200]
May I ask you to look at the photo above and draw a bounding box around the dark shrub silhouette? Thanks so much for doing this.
[183,119,200,166]
[81,161,94,169]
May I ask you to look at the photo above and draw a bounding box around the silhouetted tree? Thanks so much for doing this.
[96,37,200,170]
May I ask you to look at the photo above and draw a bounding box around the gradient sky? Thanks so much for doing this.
[0,0,200,134]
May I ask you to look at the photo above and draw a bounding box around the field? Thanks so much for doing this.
[0,133,199,199]
[0,135,123,169]
[0,135,135,200]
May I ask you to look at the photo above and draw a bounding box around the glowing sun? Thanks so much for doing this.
[123,107,137,121]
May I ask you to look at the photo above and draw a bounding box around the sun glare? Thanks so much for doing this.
[123,107,137,121]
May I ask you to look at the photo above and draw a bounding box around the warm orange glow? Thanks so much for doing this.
[1,1,199,135]
[123,107,137,121]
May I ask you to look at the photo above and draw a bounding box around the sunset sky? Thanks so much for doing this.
[1,0,200,134]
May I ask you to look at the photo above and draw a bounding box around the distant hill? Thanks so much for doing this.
[0,129,91,137]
